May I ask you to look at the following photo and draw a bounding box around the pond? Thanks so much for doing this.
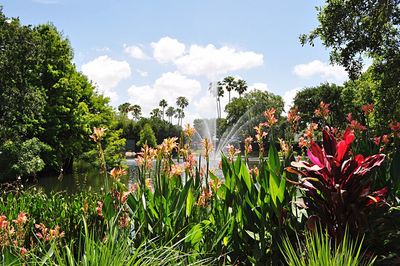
[29,157,260,193]
[31,159,138,194]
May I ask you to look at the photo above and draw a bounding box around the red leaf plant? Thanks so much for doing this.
[287,127,387,240]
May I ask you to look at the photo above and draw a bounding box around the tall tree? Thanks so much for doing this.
[176,96,189,126]
[118,102,131,116]
[222,76,236,103]
[301,0,400,125]
[150,108,162,119]
[301,0,400,79]
[236,79,248,97]
[0,10,120,176]
[159,99,168,120]
[166,106,175,123]
[293,83,346,129]
[130,104,142,120]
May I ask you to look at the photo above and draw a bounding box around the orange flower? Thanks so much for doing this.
[362,103,374,116]
[13,212,27,226]
[349,120,367,131]
[170,164,184,177]
[244,136,253,156]
[90,127,106,142]
[160,137,178,156]
[263,108,278,127]
[183,124,196,138]
[278,138,289,157]
[226,144,240,161]
[110,167,127,180]
[202,138,214,159]
[314,101,330,119]
[288,106,301,124]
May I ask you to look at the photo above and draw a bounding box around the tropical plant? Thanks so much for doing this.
[150,108,162,119]
[166,106,175,124]
[287,127,388,240]
[130,104,142,120]
[235,79,248,97]
[222,76,236,103]
[137,123,157,148]
[118,102,131,116]
[176,97,189,126]
[280,228,376,266]
[159,99,168,121]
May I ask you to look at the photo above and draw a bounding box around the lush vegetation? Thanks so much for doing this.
[1,1,400,265]
[0,8,124,180]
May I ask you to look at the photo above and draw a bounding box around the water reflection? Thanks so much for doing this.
[33,159,137,193]
[31,158,259,194]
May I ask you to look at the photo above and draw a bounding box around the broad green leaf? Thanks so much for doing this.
[186,224,203,245]
[186,187,194,218]
[240,161,252,192]
[234,155,242,177]
[268,142,280,178]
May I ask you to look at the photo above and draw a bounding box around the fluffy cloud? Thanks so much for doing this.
[124,45,148,60]
[293,60,348,83]
[249,82,269,92]
[81,55,131,103]
[175,44,263,78]
[151,37,186,63]
[127,72,201,116]
[136,69,148,77]
[282,88,301,113]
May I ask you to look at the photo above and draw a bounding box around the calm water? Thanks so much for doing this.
[30,158,260,193]
[32,159,137,193]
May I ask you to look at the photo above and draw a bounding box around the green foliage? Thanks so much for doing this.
[301,0,400,130]
[0,190,105,246]
[293,83,347,129]
[280,229,375,266]
[300,0,400,79]
[0,9,119,176]
[343,70,400,131]
[137,123,157,148]
[0,138,51,181]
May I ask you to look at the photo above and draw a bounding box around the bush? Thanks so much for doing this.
[0,138,51,181]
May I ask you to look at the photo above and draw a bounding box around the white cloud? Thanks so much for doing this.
[136,69,148,77]
[282,88,301,113]
[127,72,201,116]
[124,45,148,60]
[94,47,110,52]
[81,55,131,103]
[193,94,218,120]
[175,44,263,79]
[151,37,186,63]
[293,60,348,83]
[249,82,269,92]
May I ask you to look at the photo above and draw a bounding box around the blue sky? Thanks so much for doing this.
[2,0,349,123]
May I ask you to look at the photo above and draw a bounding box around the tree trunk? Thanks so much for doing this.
[63,157,74,174]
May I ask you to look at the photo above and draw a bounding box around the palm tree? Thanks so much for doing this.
[222,76,236,104]
[150,108,162,119]
[176,96,189,126]
[118,102,131,116]
[236,79,248,97]
[208,82,225,119]
[130,104,142,120]
[159,99,168,120]
[217,81,225,118]
[166,106,175,124]
[174,108,182,126]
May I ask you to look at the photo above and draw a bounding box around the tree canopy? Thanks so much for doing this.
[0,9,121,178]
